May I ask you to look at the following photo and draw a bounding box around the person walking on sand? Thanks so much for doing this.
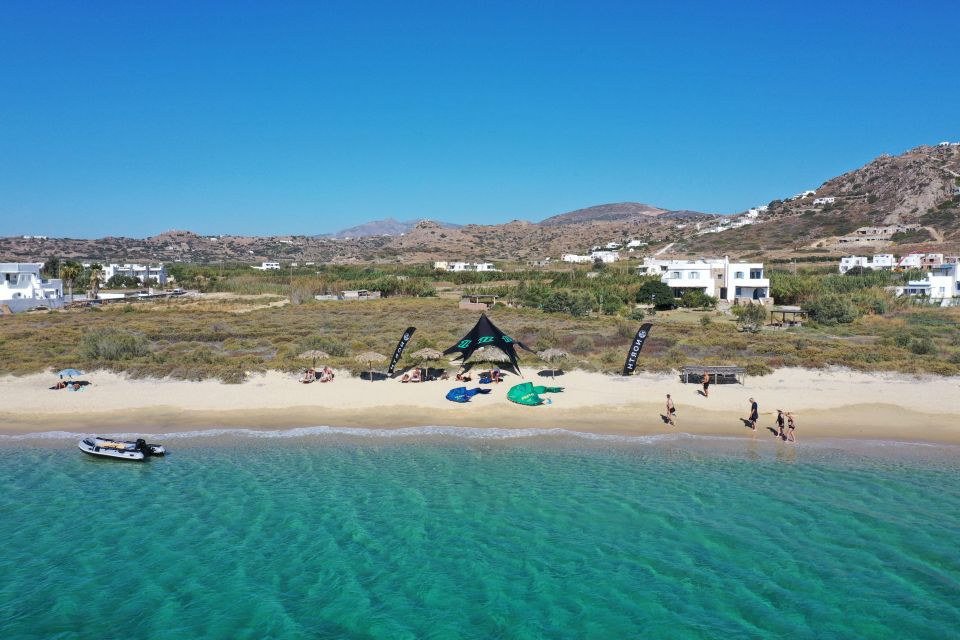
[775,410,786,440]
[747,397,759,431]
[786,413,797,443]
[702,370,710,398]
[666,394,677,426]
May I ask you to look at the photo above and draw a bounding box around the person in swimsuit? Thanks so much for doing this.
[775,410,786,440]
[748,397,759,430]
[702,371,710,397]
[666,394,676,426]
[786,413,797,443]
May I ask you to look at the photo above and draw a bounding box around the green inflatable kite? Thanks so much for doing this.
[507,382,564,406]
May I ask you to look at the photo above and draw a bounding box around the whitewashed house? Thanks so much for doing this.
[589,251,621,263]
[813,197,836,206]
[638,257,771,303]
[99,263,168,285]
[252,262,281,271]
[0,263,64,312]
[562,254,593,264]
[897,253,925,270]
[898,263,960,305]
[838,254,896,273]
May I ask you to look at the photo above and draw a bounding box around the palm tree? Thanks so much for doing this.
[60,264,82,301]
[88,263,103,300]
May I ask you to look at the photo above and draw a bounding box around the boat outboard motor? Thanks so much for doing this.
[135,438,152,456]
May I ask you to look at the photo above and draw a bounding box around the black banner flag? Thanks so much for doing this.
[387,327,417,374]
[622,323,653,376]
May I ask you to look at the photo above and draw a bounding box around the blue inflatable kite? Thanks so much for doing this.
[445,387,492,403]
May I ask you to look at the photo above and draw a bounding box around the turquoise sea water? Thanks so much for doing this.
[1,430,959,639]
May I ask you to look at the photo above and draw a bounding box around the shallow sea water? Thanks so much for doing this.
[1,429,958,639]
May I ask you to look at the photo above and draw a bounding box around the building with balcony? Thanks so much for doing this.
[897,263,960,305]
[838,254,896,273]
[0,263,64,312]
[637,257,771,303]
[99,263,168,285]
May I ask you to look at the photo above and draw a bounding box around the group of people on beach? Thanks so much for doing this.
[664,389,797,443]
[300,366,335,384]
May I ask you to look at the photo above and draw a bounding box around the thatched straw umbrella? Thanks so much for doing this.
[297,350,330,368]
[354,351,387,381]
[463,346,513,376]
[538,348,569,379]
[409,347,444,378]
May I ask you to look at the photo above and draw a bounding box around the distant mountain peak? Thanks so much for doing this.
[539,202,669,226]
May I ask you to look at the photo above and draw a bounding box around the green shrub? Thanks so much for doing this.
[806,294,859,325]
[629,308,646,322]
[680,290,717,309]
[700,315,712,327]
[735,303,767,333]
[636,281,675,309]
[909,337,937,355]
[80,329,149,360]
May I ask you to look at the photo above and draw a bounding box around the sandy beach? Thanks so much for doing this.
[2,367,959,443]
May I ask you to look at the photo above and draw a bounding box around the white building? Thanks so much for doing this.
[434,261,499,272]
[0,263,64,312]
[252,262,281,271]
[562,254,593,264]
[898,263,960,305]
[813,197,836,206]
[838,254,896,273]
[99,263,168,285]
[589,251,620,263]
[625,240,647,249]
[897,253,924,270]
[637,257,771,303]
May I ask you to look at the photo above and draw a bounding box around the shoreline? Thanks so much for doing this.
[3,368,960,445]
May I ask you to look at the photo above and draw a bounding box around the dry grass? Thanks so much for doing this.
[2,297,959,382]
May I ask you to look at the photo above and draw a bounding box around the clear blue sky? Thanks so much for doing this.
[2,0,958,238]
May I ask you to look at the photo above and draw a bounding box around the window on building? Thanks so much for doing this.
[735,271,745,279]
[670,271,681,279]
[688,272,699,279]
[735,287,742,297]
[750,269,763,279]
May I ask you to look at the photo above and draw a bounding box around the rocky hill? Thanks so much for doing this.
[331,217,460,239]
[539,202,668,226]
[678,144,960,256]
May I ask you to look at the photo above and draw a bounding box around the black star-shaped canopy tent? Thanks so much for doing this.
[443,314,534,375]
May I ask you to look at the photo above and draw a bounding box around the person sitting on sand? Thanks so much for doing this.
[319,366,334,383]
[666,394,676,426]
[491,368,503,383]
[786,413,797,443]
[702,371,710,398]
[456,371,472,382]
[775,410,786,440]
[300,368,316,384]
[410,368,422,383]
[439,370,450,381]
[747,397,759,431]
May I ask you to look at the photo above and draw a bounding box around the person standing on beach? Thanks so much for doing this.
[666,394,676,426]
[702,371,710,398]
[786,413,797,443]
[747,397,759,431]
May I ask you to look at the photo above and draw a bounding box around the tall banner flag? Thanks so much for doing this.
[387,327,417,374]
[622,323,653,376]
